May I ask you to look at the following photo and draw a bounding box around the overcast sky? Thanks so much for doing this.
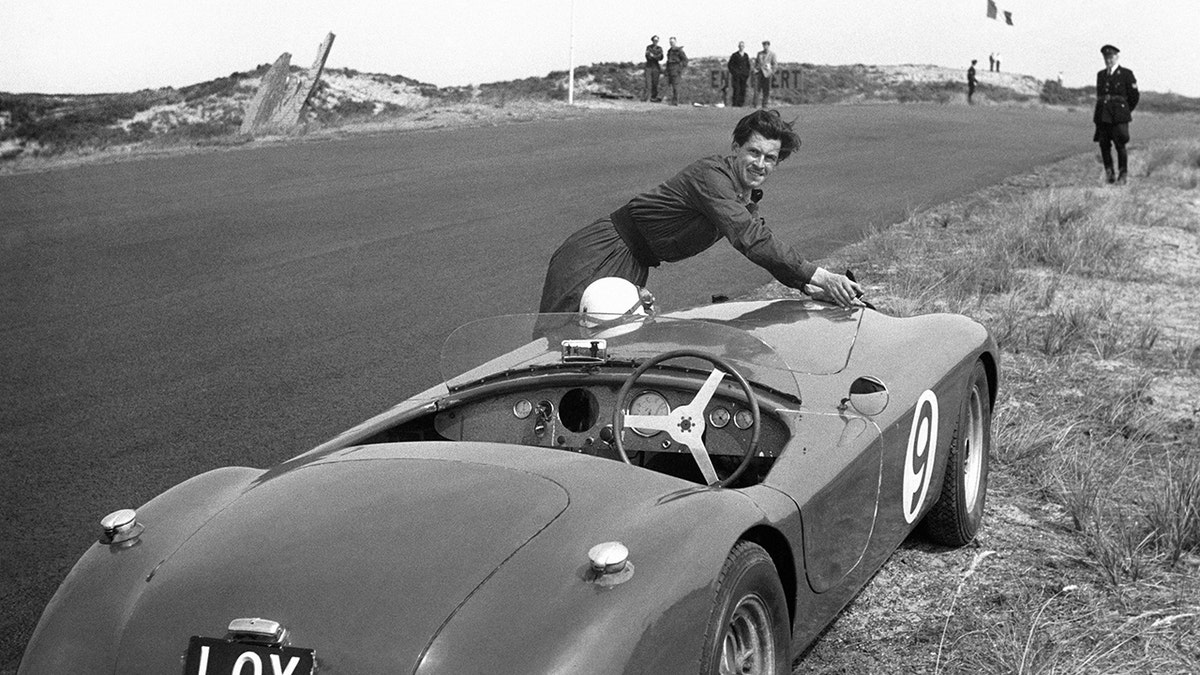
[3,0,1197,96]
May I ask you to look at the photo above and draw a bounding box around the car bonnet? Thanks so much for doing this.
[664,299,865,375]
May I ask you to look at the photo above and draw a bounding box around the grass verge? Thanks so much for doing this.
[774,138,1200,672]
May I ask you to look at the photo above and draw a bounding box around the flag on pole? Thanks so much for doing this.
[985,1,1013,25]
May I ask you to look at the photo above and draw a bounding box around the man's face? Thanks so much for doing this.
[669,38,677,47]
[738,41,745,51]
[1104,52,1119,69]
[651,37,658,45]
[731,132,783,191]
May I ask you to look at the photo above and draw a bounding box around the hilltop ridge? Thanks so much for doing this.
[2,58,1196,172]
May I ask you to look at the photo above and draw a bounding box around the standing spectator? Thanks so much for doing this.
[665,37,688,105]
[754,40,777,108]
[967,59,978,104]
[643,36,663,102]
[988,52,995,72]
[727,41,751,107]
[1093,44,1139,184]
[994,51,1001,72]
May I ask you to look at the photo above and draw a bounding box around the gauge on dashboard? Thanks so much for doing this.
[733,409,755,430]
[513,399,533,419]
[708,407,731,428]
[628,391,670,437]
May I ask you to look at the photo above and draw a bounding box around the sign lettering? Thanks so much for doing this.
[709,69,804,90]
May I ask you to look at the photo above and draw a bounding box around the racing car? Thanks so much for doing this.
[20,285,996,674]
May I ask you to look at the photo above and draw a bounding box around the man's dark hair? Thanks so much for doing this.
[732,109,801,161]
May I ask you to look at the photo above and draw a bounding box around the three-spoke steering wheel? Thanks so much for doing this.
[613,349,761,488]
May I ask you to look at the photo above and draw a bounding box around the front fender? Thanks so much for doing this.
[19,466,260,674]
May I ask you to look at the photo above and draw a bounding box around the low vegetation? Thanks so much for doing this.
[763,138,1200,673]
[1038,79,1199,117]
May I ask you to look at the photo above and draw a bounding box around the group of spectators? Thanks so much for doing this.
[642,36,779,108]
[725,40,777,107]
[641,35,687,105]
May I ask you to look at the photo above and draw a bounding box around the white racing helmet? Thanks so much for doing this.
[578,277,652,335]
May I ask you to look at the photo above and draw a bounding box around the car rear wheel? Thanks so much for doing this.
[921,360,991,546]
[701,541,790,675]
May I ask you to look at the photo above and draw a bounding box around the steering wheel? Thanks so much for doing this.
[613,349,761,488]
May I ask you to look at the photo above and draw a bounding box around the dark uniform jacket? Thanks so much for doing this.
[1094,66,1139,125]
[645,44,663,71]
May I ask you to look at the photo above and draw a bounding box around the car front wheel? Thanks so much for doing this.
[701,541,790,675]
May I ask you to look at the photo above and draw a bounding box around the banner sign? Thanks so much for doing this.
[709,69,804,91]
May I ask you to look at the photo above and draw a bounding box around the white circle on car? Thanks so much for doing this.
[902,390,939,524]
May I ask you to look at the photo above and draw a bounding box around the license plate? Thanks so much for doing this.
[184,636,315,675]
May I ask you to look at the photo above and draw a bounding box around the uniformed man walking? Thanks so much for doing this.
[1093,44,1139,185]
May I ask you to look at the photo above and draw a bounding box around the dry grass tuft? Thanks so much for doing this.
[1143,139,1200,189]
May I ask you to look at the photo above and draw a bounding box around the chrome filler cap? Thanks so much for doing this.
[99,508,143,545]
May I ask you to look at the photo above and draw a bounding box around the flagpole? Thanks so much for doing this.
[567,0,576,105]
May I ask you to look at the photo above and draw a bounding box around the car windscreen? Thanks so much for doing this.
[440,313,802,401]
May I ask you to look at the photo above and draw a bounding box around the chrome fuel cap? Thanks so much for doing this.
[99,508,143,545]
[587,541,634,586]
[588,541,629,574]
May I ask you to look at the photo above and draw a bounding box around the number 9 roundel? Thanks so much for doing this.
[902,390,939,524]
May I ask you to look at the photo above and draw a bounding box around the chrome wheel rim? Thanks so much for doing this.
[719,594,775,675]
[962,386,986,508]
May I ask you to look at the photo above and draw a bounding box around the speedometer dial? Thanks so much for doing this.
[628,391,670,437]
[708,407,731,428]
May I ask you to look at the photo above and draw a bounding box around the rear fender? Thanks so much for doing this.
[418,485,782,673]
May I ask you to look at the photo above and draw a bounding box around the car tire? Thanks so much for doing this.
[700,541,790,675]
[920,360,991,546]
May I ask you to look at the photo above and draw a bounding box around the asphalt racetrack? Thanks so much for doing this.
[2,103,1195,670]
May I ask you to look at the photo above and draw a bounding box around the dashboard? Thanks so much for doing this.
[431,382,790,460]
